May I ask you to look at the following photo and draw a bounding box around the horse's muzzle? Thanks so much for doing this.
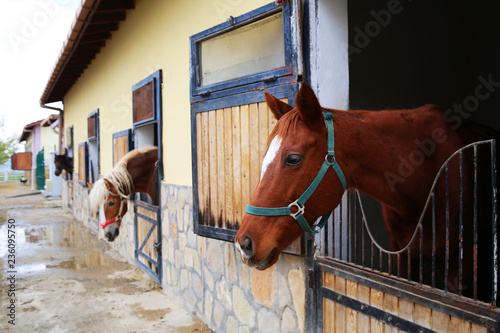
[235,237,277,270]
[105,228,119,242]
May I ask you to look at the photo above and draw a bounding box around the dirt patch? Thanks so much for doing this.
[0,181,212,332]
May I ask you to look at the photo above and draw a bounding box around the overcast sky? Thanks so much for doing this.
[0,0,80,150]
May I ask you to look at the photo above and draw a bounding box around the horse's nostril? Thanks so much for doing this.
[105,232,114,241]
[114,229,119,237]
[242,237,253,256]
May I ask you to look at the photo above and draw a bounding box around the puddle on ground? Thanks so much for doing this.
[0,209,118,276]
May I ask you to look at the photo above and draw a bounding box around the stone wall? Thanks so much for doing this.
[161,184,307,333]
[62,179,307,333]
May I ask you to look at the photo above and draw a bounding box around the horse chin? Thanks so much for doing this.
[242,247,278,270]
[255,247,279,270]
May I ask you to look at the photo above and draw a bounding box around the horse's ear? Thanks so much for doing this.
[296,83,323,128]
[265,92,293,120]
[103,178,113,191]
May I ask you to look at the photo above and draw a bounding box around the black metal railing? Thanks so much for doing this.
[320,139,498,306]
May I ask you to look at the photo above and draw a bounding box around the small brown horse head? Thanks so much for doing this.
[234,83,347,270]
[89,166,133,242]
[54,154,72,176]
[100,179,128,241]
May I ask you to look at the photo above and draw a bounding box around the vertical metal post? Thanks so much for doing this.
[473,146,478,300]
[431,192,436,289]
[353,190,357,265]
[397,253,401,279]
[419,224,424,284]
[371,242,374,270]
[459,151,464,295]
[379,248,383,272]
[491,140,497,305]
[407,247,411,282]
[445,163,450,293]
[339,196,343,260]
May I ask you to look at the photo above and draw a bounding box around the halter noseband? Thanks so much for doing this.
[245,112,347,234]
[100,183,130,229]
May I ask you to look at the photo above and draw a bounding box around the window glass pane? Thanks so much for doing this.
[200,12,284,86]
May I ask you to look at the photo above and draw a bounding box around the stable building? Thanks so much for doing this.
[40,0,499,332]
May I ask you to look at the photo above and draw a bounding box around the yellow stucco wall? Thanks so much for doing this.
[64,0,271,186]
[41,125,58,160]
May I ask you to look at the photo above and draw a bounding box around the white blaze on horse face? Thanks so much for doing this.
[260,136,282,180]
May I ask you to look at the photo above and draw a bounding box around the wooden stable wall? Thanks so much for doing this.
[322,269,488,333]
[195,101,279,231]
[113,134,129,165]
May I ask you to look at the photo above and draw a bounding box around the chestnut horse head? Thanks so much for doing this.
[89,146,158,242]
[89,163,133,241]
[234,83,348,270]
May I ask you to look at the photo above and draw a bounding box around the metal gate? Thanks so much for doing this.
[134,200,162,284]
[311,140,500,332]
[131,70,163,285]
[36,149,45,190]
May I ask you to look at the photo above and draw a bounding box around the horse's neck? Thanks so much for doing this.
[336,109,457,216]
[126,150,157,196]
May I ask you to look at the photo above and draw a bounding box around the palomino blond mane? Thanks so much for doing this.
[88,146,156,212]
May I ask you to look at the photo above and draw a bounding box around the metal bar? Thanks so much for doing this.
[321,287,435,333]
[397,253,400,279]
[445,163,450,293]
[388,251,392,277]
[432,192,436,289]
[420,224,424,284]
[340,196,343,260]
[371,242,374,270]
[353,191,358,265]
[379,247,383,272]
[459,151,464,295]
[318,259,500,328]
[407,247,411,283]
[474,145,478,300]
[491,140,497,305]
[323,217,328,257]
[362,207,366,267]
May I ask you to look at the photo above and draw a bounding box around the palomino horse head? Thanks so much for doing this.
[89,166,133,242]
[234,83,348,270]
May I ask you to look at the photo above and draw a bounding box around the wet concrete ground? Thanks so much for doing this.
[0,182,211,332]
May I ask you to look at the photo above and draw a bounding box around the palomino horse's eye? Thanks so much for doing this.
[108,201,115,207]
[285,154,303,167]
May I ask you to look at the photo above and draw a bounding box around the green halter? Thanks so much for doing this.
[245,112,347,234]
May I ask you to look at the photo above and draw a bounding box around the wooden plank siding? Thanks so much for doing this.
[321,270,488,333]
[78,143,86,184]
[113,134,129,165]
[195,101,279,231]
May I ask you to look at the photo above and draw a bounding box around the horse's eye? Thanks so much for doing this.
[108,201,115,207]
[285,154,303,167]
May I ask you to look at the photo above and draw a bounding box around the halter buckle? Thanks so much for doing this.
[325,152,336,165]
[288,200,305,219]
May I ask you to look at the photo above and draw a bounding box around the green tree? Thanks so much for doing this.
[0,119,20,166]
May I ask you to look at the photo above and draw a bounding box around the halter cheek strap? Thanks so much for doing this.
[245,112,347,234]
[99,186,130,229]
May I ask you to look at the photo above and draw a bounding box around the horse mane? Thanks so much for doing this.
[268,109,302,147]
[88,146,156,212]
